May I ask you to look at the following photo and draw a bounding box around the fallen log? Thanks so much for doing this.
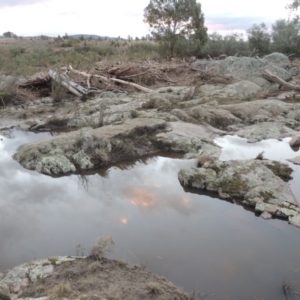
[68,65,153,93]
[67,65,110,83]
[262,69,300,91]
[49,70,103,96]
[109,78,153,93]
[49,70,83,97]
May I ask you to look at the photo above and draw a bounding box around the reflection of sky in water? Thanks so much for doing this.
[1,131,300,300]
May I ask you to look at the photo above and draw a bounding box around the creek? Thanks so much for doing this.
[1,130,300,300]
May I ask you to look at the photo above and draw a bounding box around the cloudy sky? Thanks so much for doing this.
[0,0,290,38]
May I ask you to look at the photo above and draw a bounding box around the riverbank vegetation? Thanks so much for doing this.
[0,0,299,78]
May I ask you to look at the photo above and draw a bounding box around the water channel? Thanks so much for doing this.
[1,130,300,299]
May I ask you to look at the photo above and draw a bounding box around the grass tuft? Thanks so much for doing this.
[88,261,102,273]
[48,256,58,265]
[117,259,128,268]
[146,282,163,295]
[88,236,115,260]
[282,279,294,300]
[49,282,71,299]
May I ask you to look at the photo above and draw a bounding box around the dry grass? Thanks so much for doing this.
[117,259,128,268]
[48,282,71,299]
[0,38,160,77]
[282,279,294,299]
[88,236,115,260]
[20,256,190,300]
[87,261,102,273]
[146,282,163,295]
[255,151,264,160]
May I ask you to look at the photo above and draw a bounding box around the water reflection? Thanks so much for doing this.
[215,135,299,162]
[215,135,300,203]
[1,131,300,300]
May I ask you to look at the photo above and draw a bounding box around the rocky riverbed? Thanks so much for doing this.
[2,52,300,299]
[1,53,300,227]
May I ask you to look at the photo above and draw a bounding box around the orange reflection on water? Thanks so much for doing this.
[182,196,191,205]
[128,187,157,207]
[120,218,128,224]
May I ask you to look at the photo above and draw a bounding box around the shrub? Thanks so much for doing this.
[146,282,162,295]
[130,110,139,118]
[49,283,71,299]
[88,261,102,273]
[48,256,58,265]
[88,236,115,260]
[10,47,26,58]
[117,259,128,268]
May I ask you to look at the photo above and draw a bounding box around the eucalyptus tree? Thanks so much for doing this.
[144,0,207,58]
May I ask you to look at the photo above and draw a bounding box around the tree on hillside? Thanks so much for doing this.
[246,23,271,55]
[271,19,300,54]
[144,0,207,58]
[3,31,17,38]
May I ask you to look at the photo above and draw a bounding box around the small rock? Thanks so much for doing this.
[289,214,300,227]
[287,156,300,165]
[260,211,272,219]
[282,201,291,208]
[196,155,214,167]
[255,202,278,215]
[278,207,298,217]
[289,135,300,147]
[218,190,231,199]
[41,97,53,104]
[184,153,198,159]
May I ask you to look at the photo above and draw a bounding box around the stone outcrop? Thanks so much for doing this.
[156,122,222,157]
[0,257,78,300]
[199,80,262,100]
[13,118,167,175]
[192,52,293,89]
[178,158,300,226]
[14,115,225,175]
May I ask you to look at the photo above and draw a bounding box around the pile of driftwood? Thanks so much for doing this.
[18,61,235,97]
[17,60,300,98]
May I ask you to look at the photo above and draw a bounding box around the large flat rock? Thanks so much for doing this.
[13,118,167,175]
[178,158,300,226]
[156,122,223,156]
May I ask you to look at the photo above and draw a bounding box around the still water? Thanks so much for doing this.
[1,130,300,300]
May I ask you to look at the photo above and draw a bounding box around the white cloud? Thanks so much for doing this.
[0,0,292,37]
